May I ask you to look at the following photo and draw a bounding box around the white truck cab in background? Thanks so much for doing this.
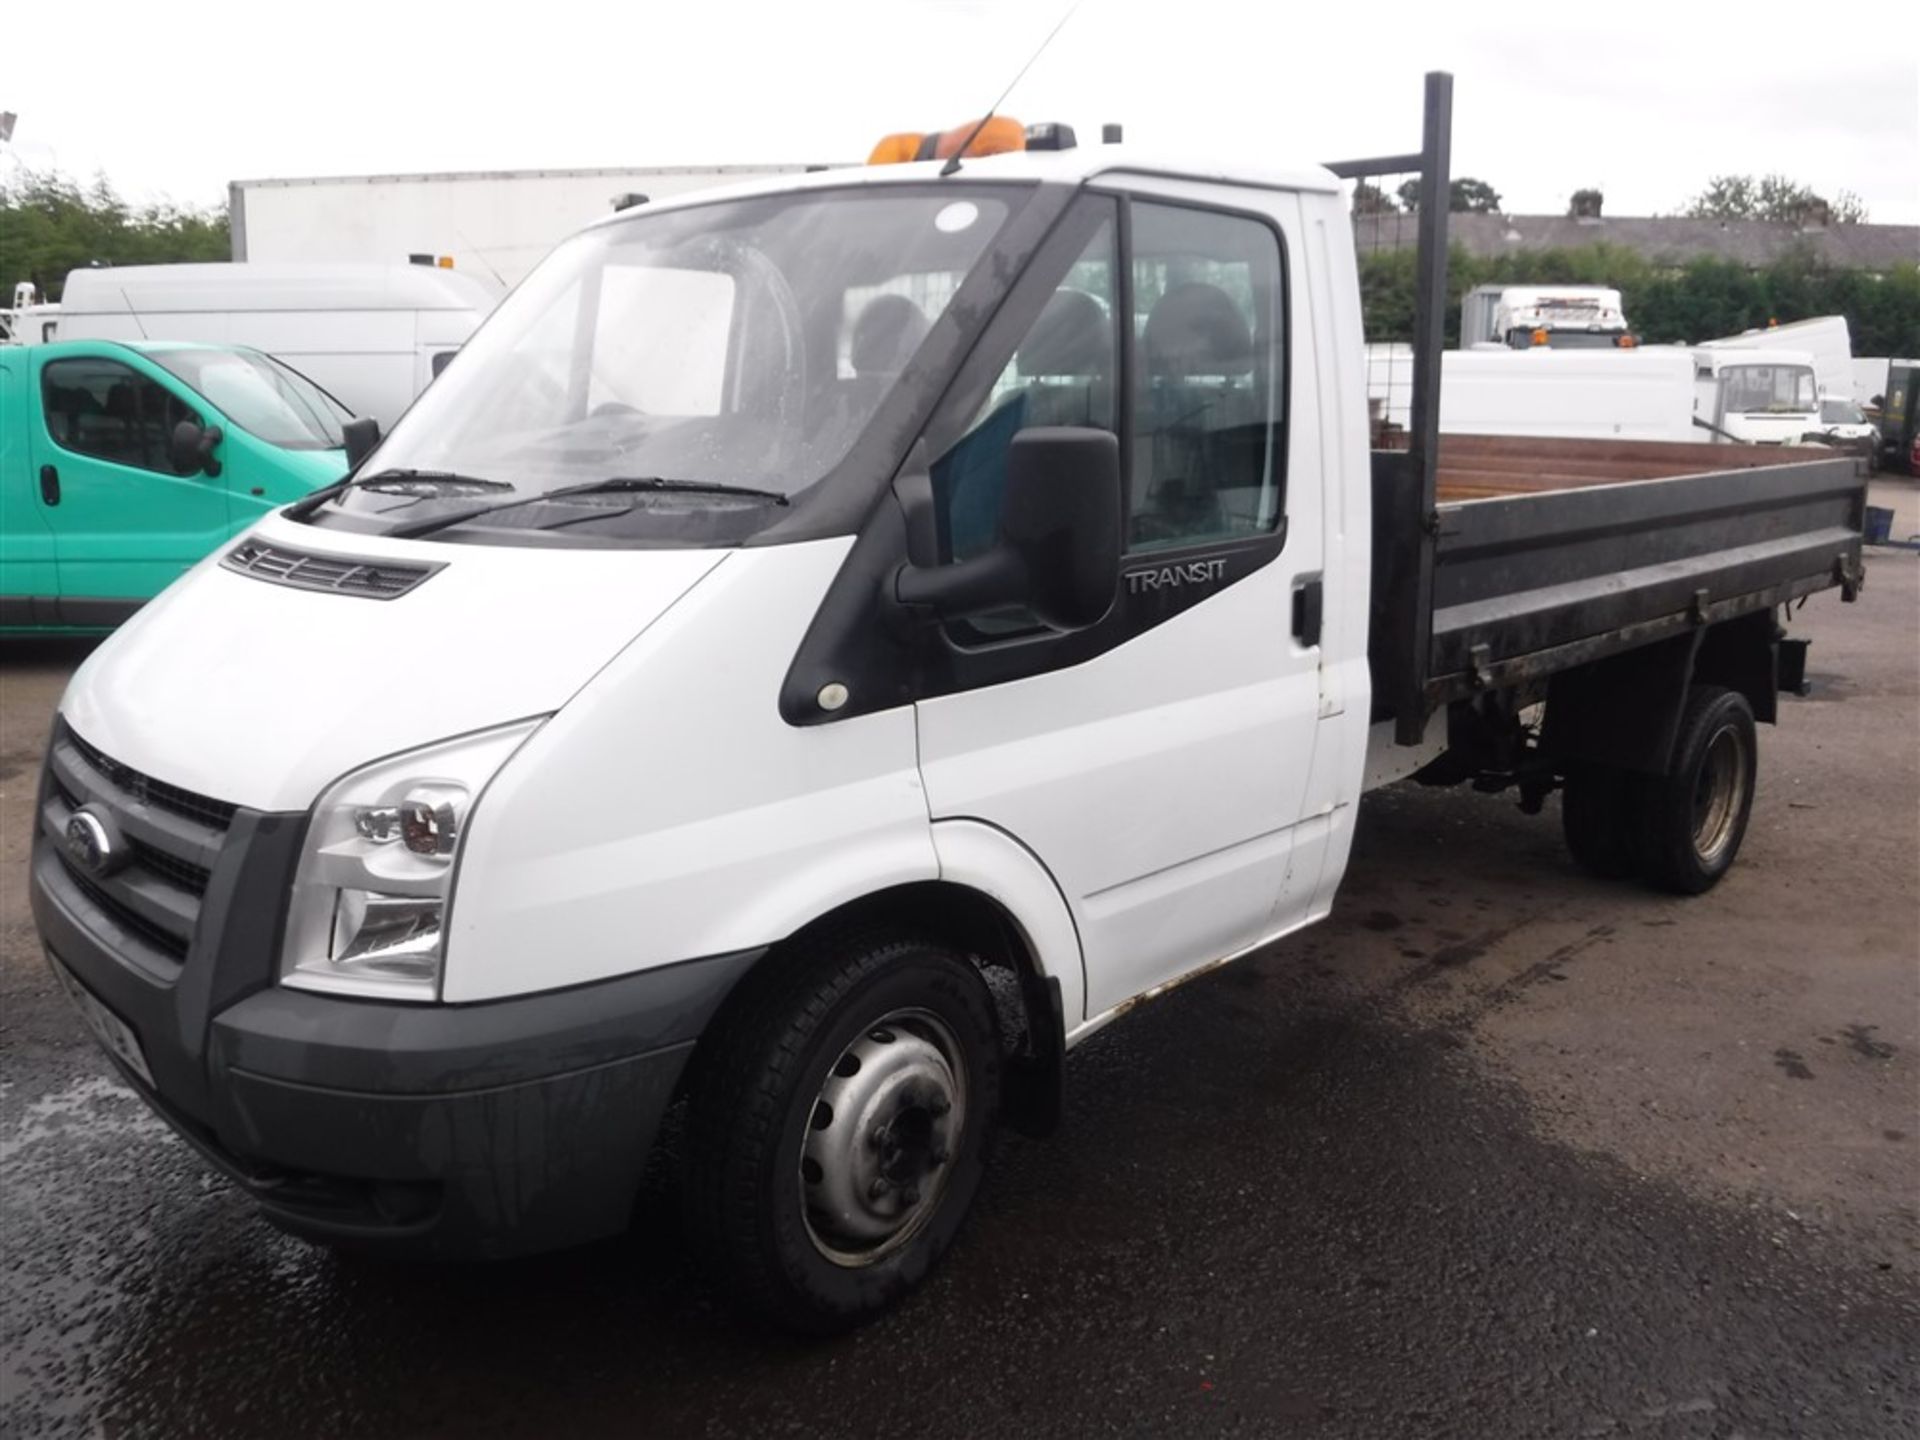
[1692,346,1821,444]
[1699,315,1853,402]
[54,263,500,426]
[1459,284,1630,349]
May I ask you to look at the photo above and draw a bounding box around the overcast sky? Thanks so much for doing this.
[6,0,1918,224]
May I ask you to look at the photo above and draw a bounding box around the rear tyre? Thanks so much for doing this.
[1561,765,1643,879]
[1637,685,1757,895]
[682,931,1001,1335]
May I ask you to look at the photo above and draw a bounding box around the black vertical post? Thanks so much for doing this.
[1397,70,1452,745]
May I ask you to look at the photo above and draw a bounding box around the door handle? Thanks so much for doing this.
[1291,578,1323,647]
[39,465,60,506]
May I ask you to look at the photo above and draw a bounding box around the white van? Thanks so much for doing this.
[55,263,500,427]
[1692,347,1821,445]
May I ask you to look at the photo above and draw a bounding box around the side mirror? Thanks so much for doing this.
[170,420,224,478]
[430,350,456,380]
[894,427,1121,632]
[342,416,381,470]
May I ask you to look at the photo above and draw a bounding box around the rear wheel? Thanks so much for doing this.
[682,931,1001,1334]
[1561,764,1643,879]
[1637,685,1757,894]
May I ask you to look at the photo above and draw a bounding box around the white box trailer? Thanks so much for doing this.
[1366,344,1698,441]
[229,166,841,288]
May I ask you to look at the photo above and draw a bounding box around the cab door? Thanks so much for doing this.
[0,355,62,624]
[912,185,1329,1022]
[30,349,233,613]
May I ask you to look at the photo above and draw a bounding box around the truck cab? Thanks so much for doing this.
[1459,284,1631,350]
[1,339,349,630]
[1691,347,1821,445]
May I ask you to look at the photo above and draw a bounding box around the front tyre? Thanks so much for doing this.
[1638,685,1758,895]
[682,932,1001,1334]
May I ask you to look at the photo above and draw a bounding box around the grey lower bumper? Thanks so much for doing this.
[33,832,761,1259]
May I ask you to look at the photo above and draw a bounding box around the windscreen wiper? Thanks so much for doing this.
[383,475,789,540]
[286,469,511,519]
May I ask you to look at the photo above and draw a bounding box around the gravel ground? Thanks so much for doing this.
[1,546,1914,1439]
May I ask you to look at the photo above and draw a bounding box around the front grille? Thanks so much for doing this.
[44,724,235,971]
[222,539,437,600]
[129,838,211,896]
[63,865,191,961]
[63,727,236,832]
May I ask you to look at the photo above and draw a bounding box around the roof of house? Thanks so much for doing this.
[1355,212,1919,270]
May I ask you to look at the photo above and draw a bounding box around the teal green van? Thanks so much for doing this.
[1,340,350,632]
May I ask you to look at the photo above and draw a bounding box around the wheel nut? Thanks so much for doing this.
[869,1178,892,1199]
[929,1097,951,1117]
[902,1186,920,1206]
[930,1146,950,1167]
[867,1126,889,1150]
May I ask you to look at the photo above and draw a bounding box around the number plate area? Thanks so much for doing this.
[49,957,156,1089]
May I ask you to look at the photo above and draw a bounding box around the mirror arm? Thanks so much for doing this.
[891,548,1026,620]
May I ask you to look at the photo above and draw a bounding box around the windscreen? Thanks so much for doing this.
[1722,364,1817,414]
[320,186,1017,543]
[150,348,350,449]
[1820,398,1863,424]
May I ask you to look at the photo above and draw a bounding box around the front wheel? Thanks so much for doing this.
[682,931,1001,1334]
[1637,685,1758,894]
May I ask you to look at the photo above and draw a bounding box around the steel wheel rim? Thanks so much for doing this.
[1691,725,1748,864]
[798,1007,967,1268]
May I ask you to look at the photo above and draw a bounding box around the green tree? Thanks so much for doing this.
[1684,173,1868,225]
[1352,181,1399,215]
[1395,176,1503,214]
[1358,241,1918,355]
[1,170,230,302]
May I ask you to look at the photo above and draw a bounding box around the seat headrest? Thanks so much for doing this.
[1144,283,1253,377]
[1019,289,1109,378]
[850,294,931,377]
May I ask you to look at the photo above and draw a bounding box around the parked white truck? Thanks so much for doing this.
[32,78,1863,1333]
[230,165,840,288]
[1699,315,1852,402]
[1691,346,1822,445]
[1459,284,1631,349]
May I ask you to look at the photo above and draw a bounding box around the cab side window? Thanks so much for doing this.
[1129,202,1286,552]
[42,358,202,475]
[931,218,1118,563]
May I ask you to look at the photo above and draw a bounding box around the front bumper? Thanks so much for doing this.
[30,725,760,1258]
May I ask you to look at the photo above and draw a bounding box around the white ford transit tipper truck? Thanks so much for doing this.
[32,78,1864,1333]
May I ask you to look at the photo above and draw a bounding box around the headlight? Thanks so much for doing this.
[282,719,544,1001]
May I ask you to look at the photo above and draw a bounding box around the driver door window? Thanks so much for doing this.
[41,359,202,475]
[925,198,1287,593]
[932,217,1118,566]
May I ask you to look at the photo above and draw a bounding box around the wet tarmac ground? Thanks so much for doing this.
[3,545,1916,1438]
